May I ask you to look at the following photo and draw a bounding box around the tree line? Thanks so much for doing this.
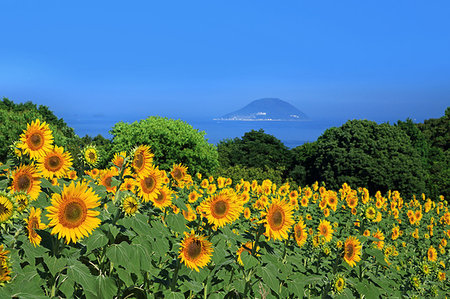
[1,98,448,199]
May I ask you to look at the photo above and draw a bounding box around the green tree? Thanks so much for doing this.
[0,98,78,163]
[217,129,292,174]
[308,120,426,197]
[110,116,219,175]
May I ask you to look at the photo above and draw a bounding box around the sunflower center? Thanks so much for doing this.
[29,133,44,149]
[47,155,62,171]
[172,169,182,180]
[336,278,344,289]
[213,200,228,217]
[104,177,112,188]
[270,208,284,229]
[30,218,39,237]
[346,244,354,258]
[17,174,32,191]
[0,203,9,214]
[134,153,144,170]
[187,240,202,260]
[143,176,156,191]
[155,192,165,203]
[88,152,96,161]
[321,226,328,236]
[62,200,87,228]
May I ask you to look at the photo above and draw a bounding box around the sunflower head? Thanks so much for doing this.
[427,246,437,262]
[37,145,73,179]
[171,163,188,182]
[46,181,101,244]
[112,151,127,169]
[343,236,362,267]
[82,145,100,167]
[262,198,295,241]
[200,188,242,228]
[333,274,346,294]
[294,219,308,247]
[152,186,173,209]
[137,165,163,203]
[25,207,47,247]
[11,164,41,200]
[122,194,140,216]
[179,231,213,272]
[19,119,54,160]
[12,192,30,213]
[132,145,154,178]
[0,192,15,223]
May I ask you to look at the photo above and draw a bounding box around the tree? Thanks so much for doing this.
[110,116,219,175]
[217,129,292,172]
[308,120,426,197]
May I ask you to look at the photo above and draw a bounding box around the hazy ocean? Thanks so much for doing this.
[64,116,347,149]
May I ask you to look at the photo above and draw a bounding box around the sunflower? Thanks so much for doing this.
[391,226,400,240]
[179,231,213,272]
[120,178,136,192]
[25,207,46,247]
[99,168,119,193]
[200,189,242,228]
[318,219,334,243]
[19,119,54,160]
[365,206,376,220]
[334,274,346,294]
[294,219,308,247]
[0,193,14,223]
[182,204,197,222]
[171,163,188,182]
[137,165,162,203]
[188,190,200,203]
[12,192,30,213]
[112,151,127,169]
[11,164,41,200]
[427,246,437,262]
[132,145,154,178]
[82,145,100,167]
[46,181,101,244]
[243,207,251,219]
[122,194,139,216]
[372,229,385,250]
[0,244,11,283]
[67,170,78,180]
[262,198,295,241]
[343,236,362,267]
[237,241,259,266]
[152,186,172,209]
[37,145,73,179]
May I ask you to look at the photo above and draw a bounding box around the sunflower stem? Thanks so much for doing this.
[251,223,264,257]
[170,258,181,291]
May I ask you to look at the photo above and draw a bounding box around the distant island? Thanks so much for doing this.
[214,98,308,121]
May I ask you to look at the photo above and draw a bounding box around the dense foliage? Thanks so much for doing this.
[0,119,449,298]
[110,116,219,175]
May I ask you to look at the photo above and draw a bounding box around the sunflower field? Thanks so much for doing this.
[0,119,449,298]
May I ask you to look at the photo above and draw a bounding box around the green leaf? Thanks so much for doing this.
[166,212,187,234]
[66,259,96,295]
[58,276,75,297]
[163,290,185,299]
[8,265,46,297]
[116,267,134,287]
[355,280,381,299]
[0,178,9,189]
[258,265,279,293]
[106,242,140,274]
[241,251,258,270]
[335,288,354,299]
[85,229,109,252]
[365,248,389,267]
[183,279,204,293]
[45,254,67,277]
[94,275,118,298]
[40,177,62,193]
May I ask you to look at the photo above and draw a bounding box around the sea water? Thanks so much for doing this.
[64,115,346,149]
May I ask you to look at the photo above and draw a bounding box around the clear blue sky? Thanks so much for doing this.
[1,0,449,127]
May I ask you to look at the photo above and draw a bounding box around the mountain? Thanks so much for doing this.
[214,98,308,121]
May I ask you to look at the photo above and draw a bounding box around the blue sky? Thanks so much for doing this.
[1,0,449,129]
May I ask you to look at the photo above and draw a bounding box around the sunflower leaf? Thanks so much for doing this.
[258,265,279,293]
[94,275,118,298]
[66,259,96,295]
[166,212,187,234]
[84,229,108,253]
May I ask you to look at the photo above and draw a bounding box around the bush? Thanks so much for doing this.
[110,116,219,175]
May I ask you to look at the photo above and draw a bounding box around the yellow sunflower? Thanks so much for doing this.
[122,194,139,216]
[12,192,30,213]
[200,189,242,228]
[11,164,41,200]
[25,207,47,247]
[99,168,119,193]
[171,163,188,182]
[132,145,154,178]
[334,275,346,294]
[294,219,308,247]
[243,207,251,219]
[120,178,136,192]
[0,193,14,223]
[262,198,295,241]
[46,181,101,244]
[19,119,54,160]
[343,236,362,267]
[427,246,437,262]
[82,145,100,167]
[318,219,334,243]
[152,185,173,209]
[37,145,73,179]
[179,231,213,272]
[112,151,127,169]
[372,229,385,250]
[0,245,11,283]
[137,165,162,203]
